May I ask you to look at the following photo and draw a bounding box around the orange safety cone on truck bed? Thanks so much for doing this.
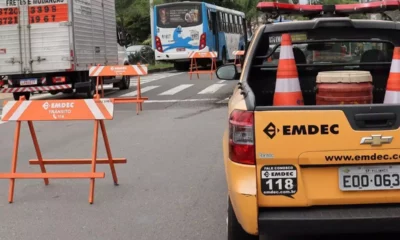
[384,47,400,103]
[273,33,304,106]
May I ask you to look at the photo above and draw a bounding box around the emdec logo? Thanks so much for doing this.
[264,122,339,139]
[264,122,279,139]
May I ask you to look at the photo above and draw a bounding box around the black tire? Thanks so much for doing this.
[86,78,96,99]
[119,76,130,90]
[13,92,30,101]
[174,62,189,71]
[222,47,228,65]
[227,197,258,240]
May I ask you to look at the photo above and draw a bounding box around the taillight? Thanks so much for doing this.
[52,76,66,83]
[199,33,206,50]
[155,36,163,52]
[229,110,255,165]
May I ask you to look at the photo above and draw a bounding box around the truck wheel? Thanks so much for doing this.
[119,76,130,90]
[13,92,30,101]
[227,197,258,240]
[86,78,96,98]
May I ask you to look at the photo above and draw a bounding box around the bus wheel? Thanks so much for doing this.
[222,47,228,65]
[174,62,189,71]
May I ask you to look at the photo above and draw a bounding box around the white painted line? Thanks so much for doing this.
[120,85,159,97]
[217,80,226,84]
[159,84,193,96]
[198,84,226,95]
[144,98,218,103]
[216,97,229,104]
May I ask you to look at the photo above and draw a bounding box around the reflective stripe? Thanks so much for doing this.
[275,78,301,92]
[384,90,400,104]
[279,46,294,60]
[9,101,32,121]
[84,99,104,119]
[390,59,400,73]
[93,66,104,77]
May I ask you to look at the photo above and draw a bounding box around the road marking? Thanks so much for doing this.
[216,97,229,104]
[217,80,226,84]
[130,72,183,85]
[198,84,225,94]
[159,84,193,96]
[120,85,159,97]
[144,98,218,103]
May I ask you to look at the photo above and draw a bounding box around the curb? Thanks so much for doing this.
[148,67,175,74]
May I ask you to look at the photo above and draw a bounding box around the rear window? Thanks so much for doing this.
[253,30,395,66]
[156,4,202,28]
[266,41,394,65]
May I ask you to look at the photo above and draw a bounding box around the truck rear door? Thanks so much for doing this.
[0,0,71,75]
[0,3,24,74]
[255,106,400,207]
[27,1,71,73]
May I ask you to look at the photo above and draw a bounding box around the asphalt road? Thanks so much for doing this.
[0,71,398,240]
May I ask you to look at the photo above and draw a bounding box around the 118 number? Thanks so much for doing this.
[265,179,295,190]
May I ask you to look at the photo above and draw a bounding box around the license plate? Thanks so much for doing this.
[177,48,186,52]
[20,78,37,86]
[339,165,400,191]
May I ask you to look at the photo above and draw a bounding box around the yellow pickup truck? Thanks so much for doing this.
[217,1,400,240]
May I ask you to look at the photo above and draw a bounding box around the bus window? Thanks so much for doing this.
[208,9,213,31]
[156,4,202,28]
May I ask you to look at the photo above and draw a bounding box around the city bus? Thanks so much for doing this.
[152,1,248,70]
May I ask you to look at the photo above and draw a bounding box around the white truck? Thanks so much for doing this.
[0,0,131,100]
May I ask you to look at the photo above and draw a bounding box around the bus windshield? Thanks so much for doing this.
[157,4,203,28]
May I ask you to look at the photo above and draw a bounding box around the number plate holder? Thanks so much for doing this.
[260,165,298,196]
[339,165,400,191]
[19,78,37,86]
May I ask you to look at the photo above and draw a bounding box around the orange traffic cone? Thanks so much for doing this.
[273,33,304,106]
[384,47,400,104]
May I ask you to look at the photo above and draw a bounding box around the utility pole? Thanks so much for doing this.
[150,0,155,49]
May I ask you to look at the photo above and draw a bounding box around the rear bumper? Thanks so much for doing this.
[259,204,400,236]
[0,84,72,93]
[155,47,211,61]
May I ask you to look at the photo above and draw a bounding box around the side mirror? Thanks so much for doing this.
[216,64,239,80]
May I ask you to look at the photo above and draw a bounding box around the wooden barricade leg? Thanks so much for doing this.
[99,120,118,185]
[101,77,104,98]
[8,121,21,203]
[89,120,99,204]
[194,58,199,79]
[28,121,49,185]
[137,76,142,114]
[210,57,217,80]
[189,57,194,80]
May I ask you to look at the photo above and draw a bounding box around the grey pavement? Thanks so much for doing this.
[0,71,398,239]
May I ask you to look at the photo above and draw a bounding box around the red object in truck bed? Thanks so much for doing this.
[316,82,373,105]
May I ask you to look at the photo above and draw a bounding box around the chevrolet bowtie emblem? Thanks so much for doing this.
[360,135,393,146]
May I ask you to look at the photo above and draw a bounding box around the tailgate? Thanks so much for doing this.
[0,0,71,75]
[254,105,400,207]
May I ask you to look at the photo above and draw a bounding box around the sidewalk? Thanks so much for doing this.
[0,93,12,100]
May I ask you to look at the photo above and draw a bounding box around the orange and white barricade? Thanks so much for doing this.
[188,51,218,80]
[0,95,126,204]
[89,64,148,115]
[233,50,245,66]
